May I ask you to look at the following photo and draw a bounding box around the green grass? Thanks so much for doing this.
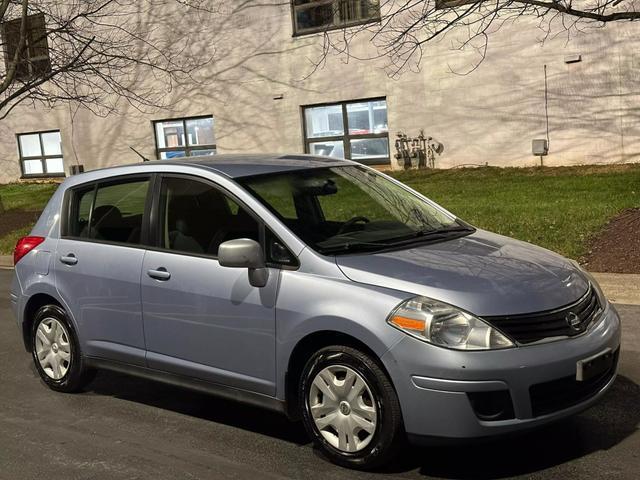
[390,165,640,260]
[0,165,639,259]
[0,183,60,255]
[0,225,33,257]
[0,183,59,211]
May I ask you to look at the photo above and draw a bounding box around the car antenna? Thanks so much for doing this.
[130,146,150,162]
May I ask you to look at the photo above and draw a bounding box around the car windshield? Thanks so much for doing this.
[239,165,473,255]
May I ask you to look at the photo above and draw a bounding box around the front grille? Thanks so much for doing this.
[529,348,619,417]
[483,286,601,344]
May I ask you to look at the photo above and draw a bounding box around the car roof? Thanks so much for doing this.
[140,154,354,178]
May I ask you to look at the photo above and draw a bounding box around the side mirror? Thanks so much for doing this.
[218,238,269,287]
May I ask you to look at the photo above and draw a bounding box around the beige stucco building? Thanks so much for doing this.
[1,1,639,183]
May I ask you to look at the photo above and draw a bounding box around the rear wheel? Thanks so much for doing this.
[31,305,95,392]
[299,345,404,470]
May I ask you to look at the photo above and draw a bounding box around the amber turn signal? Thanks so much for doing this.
[389,315,426,332]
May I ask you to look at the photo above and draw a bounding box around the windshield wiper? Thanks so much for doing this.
[417,225,475,237]
[318,239,392,255]
[319,226,475,255]
[386,225,475,244]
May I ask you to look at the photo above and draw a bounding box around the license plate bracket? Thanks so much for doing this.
[576,348,614,382]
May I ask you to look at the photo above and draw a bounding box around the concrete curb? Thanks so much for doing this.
[591,273,640,306]
[0,255,11,269]
[0,253,638,304]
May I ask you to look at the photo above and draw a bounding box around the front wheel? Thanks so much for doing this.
[299,345,404,470]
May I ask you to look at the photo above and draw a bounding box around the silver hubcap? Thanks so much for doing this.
[309,365,377,453]
[35,318,71,380]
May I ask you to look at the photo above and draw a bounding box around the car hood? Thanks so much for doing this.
[335,229,589,317]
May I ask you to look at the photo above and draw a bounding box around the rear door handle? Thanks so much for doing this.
[147,268,171,281]
[60,254,78,266]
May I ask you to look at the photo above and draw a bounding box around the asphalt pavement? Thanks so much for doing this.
[0,269,638,479]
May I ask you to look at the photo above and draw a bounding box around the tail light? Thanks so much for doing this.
[14,236,45,265]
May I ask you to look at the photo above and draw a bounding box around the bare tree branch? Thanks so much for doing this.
[0,0,221,119]
[311,0,640,76]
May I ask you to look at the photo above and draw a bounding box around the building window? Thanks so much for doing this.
[17,130,65,177]
[2,13,51,80]
[292,0,380,36]
[435,0,477,9]
[303,98,390,165]
[153,116,216,159]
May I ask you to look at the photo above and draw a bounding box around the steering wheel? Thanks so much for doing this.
[337,216,370,235]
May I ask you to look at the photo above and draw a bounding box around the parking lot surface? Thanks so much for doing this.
[1,270,638,479]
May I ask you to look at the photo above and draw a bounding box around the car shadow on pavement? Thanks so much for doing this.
[387,375,640,478]
[86,370,639,478]
[86,369,310,446]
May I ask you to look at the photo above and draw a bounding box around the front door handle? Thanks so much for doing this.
[60,254,78,266]
[147,267,171,281]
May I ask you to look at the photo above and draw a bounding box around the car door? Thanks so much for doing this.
[140,175,279,396]
[55,175,152,366]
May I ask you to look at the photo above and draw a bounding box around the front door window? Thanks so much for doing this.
[158,177,259,256]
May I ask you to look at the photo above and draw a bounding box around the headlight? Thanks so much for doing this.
[387,296,515,350]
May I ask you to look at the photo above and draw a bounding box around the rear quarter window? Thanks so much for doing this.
[68,187,95,237]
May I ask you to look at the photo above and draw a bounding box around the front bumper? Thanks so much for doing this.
[382,303,621,440]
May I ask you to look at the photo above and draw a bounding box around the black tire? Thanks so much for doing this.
[31,305,95,393]
[299,345,404,470]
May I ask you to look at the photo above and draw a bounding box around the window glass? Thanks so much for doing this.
[293,0,380,35]
[160,150,186,159]
[19,134,41,157]
[349,138,389,160]
[155,120,185,149]
[308,140,344,158]
[23,159,44,175]
[41,131,62,156]
[242,175,298,220]
[160,177,259,256]
[346,100,388,135]
[295,2,334,31]
[154,116,216,159]
[303,99,389,165]
[436,0,476,9]
[2,14,51,80]
[186,117,215,146]
[190,149,216,157]
[17,130,65,177]
[316,170,390,223]
[89,179,150,244]
[45,157,64,173]
[239,166,461,256]
[305,105,344,138]
[266,229,297,266]
[70,187,95,237]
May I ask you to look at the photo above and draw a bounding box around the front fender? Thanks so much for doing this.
[275,270,412,399]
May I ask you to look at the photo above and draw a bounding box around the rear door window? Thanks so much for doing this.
[68,177,150,245]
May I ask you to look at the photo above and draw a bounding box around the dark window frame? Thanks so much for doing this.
[152,115,216,159]
[1,13,51,80]
[16,129,66,179]
[291,0,381,37]
[301,97,390,165]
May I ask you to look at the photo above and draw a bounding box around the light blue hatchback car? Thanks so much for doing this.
[11,155,620,469]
